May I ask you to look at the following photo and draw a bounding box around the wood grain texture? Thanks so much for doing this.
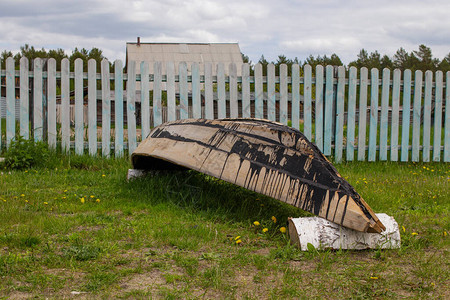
[6,57,15,147]
[289,213,400,251]
[132,118,385,233]
[88,59,98,156]
[19,57,29,140]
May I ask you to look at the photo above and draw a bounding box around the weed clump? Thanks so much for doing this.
[2,136,53,170]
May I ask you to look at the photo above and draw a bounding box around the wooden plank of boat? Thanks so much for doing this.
[131,118,385,233]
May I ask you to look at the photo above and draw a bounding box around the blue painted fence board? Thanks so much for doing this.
[268,64,275,121]
[33,58,43,142]
[115,60,124,157]
[422,71,432,162]
[347,66,357,161]
[391,69,401,161]
[153,62,163,126]
[88,59,97,156]
[101,59,111,157]
[412,70,423,162]
[401,70,412,161]
[433,71,443,162]
[280,64,288,125]
[75,59,84,155]
[242,63,251,118]
[166,62,176,121]
[140,61,149,141]
[127,60,137,153]
[324,65,334,156]
[217,63,226,119]
[379,68,390,161]
[368,68,379,162]
[445,71,450,162]
[47,58,57,148]
[179,62,188,120]
[291,64,300,131]
[6,57,15,147]
[229,63,238,118]
[19,57,29,140]
[303,64,312,139]
[357,67,368,161]
[204,62,213,119]
[61,58,70,152]
[255,63,263,119]
[315,65,324,151]
[191,62,201,119]
[334,66,345,162]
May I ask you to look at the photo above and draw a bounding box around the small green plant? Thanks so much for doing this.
[2,136,52,170]
[62,242,101,261]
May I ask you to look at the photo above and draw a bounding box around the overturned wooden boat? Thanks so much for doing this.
[132,119,385,233]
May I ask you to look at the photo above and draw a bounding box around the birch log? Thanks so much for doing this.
[288,213,400,251]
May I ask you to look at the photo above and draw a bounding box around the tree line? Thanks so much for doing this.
[245,44,449,74]
[1,43,449,73]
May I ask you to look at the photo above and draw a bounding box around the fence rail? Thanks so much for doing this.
[1,57,449,162]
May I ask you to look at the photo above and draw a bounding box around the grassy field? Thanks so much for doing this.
[0,147,449,299]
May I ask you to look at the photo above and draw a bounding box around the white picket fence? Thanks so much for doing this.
[0,57,449,162]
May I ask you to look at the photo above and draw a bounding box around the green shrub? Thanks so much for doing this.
[2,136,52,170]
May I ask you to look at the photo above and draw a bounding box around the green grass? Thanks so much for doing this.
[0,151,449,298]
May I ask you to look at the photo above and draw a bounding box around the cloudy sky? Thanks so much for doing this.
[0,0,449,64]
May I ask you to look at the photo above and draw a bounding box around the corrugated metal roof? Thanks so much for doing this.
[126,42,244,76]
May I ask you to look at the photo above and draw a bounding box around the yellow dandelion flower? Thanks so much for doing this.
[102,174,106,177]
[64,190,67,192]
[412,232,418,236]
[262,228,268,233]
[96,199,100,203]
[20,194,25,197]
[25,200,28,203]
[44,202,48,205]
[234,236,241,240]
[90,195,95,198]
[62,196,66,199]
[444,231,447,237]
[271,216,277,223]
[80,197,85,204]
[253,221,260,226]
[280,227,287,233]
[235,239,242,244]
[370,276,378,280]
[402,226,406,233]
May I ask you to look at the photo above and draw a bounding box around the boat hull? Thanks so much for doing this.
[132,119,385,233]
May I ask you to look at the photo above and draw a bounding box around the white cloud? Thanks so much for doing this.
[0,0,449,64]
